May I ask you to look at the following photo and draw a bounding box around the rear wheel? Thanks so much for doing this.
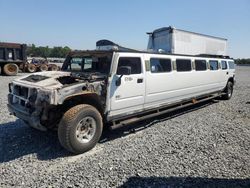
[49,64,59,71]
[221,81,233,100]
[39,64,48,72]
[58,104,103,154]
[3,63,19,76]
[26,64,37,73]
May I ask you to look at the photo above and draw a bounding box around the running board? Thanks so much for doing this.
[110,94,220,130]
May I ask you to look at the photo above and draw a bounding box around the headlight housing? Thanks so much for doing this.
[9,83,13,93]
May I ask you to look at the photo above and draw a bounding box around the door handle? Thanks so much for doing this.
[137,78,143,83]
[226,72,229,75]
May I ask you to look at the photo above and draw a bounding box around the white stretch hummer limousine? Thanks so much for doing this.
[7,45,236,154]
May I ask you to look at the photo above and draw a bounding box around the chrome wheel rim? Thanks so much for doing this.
[76,116,96,143]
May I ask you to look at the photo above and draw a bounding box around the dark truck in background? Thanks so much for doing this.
[0,42,27,76]
[0,42,60,75]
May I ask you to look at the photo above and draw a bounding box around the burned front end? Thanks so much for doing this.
[7,50,113,131]
[8,79,57,130]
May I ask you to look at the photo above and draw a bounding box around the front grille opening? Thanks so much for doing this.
[14,85,29,99]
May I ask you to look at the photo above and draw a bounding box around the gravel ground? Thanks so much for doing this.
[0,67,250,188]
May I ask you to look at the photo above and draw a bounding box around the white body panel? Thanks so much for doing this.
[109,53,145,117]
[147,28,228,56]
[107,52,235,120]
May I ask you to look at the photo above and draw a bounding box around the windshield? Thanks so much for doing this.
[63,56,111,74]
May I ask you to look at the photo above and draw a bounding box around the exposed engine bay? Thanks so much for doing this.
[57,72,107,85]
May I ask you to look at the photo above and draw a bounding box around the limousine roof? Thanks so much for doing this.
[68,49,233,60]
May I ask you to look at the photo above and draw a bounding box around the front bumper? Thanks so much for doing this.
[7,95,47,131]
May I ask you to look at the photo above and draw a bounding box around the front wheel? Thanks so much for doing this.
[221,81,233,100]
[58,104,103,154]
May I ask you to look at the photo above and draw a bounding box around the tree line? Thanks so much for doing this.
[234,58,250,65]
[26,44,71,58]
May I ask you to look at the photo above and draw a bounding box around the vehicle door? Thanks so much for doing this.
[220,60,230,86]
[109,54,145,118]
[208,60,222,90]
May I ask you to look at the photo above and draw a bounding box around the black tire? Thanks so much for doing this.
[221,81,233,100]
[39,64,48,72]
[58,104,103,154]
[0,66,2,75]
[3,63,19,76]
[49,64,58,71]
[26,64,37,73]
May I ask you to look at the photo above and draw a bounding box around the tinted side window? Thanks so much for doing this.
[228,61,235,69]
[150,58,171,73]
[195,60,207,71]
[221,61,227,70]
[176,59,192,72]
[209,60,218,70]
[117,57,141,74]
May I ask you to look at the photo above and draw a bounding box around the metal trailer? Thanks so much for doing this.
[147,26,228,56]
[0,42,27,75]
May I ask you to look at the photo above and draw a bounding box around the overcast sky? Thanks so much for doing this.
[0,0,249,58]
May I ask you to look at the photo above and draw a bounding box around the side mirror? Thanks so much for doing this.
[116,66,131,86]
[117,66,131,75]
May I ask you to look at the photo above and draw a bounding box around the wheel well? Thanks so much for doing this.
[62,93,104,115]
[42,93,104,129]
[228,77,234,85]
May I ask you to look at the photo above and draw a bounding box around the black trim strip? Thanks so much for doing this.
[110,93,220,130]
